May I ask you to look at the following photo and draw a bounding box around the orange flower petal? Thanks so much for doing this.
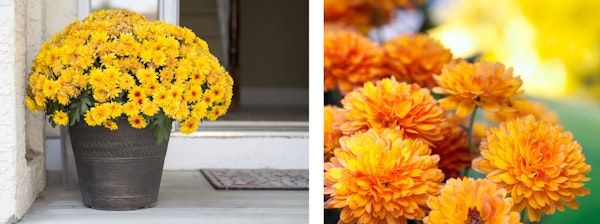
[324,128,444,223]
[472,115,591,222]
[438,95,461,110]
[456,100,476,118]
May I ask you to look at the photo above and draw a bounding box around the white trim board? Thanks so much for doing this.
[45,132,308,171]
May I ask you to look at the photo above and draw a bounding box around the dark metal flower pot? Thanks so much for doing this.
[69,118,169,210]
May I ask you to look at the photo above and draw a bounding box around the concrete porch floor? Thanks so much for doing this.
[18,171,308,224]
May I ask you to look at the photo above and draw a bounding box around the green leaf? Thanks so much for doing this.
[150,110,173,145]
[153,125,165,145]
[68,89,93,125]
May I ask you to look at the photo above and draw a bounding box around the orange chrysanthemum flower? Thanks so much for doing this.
[335,77,445,144]
[324,106,343,162]
[431,113,475,179]
[324,0,374,33]
[423,177,521,224]
[484,98,559,124]
[383,33,454,88]
[472,115,591,222]
[324,24,387,94]
[433,61,524,118]
[324,0,425,33]
[324,128,444,224]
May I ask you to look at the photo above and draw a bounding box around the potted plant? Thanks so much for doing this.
[25,9,233,210]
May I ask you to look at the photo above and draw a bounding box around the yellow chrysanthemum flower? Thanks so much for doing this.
[103,120,118,131]
[88,68,106,88]
[52,110,69,126]
[335,77,445,144]
[128,115,147,129]
[383,33,455,88]
[173,104,190,121]
[89,106,111,126]
[324,106,343,162]
[153,88,170,106]
[105,102,123,118]
[42,79,58,100]
[184,86,203,103]
[122,101,139,117]
[324,128,444,224]
[208,85,226,102]
[189,69,206,84]
[83,106,110,126]
[127,86,146,100]
[423,177,521,224]
[202,90,216,106]
[190,101,208,120]
[168,85,185,102]
[119,74,136,91]
[472,115,591,222]
[141,100,159,116]
[142,81,160,96]
[433,61,524,118]
[179,118,199,134]
[205,105,226,121]
[25,97,39,112]
[136,68,157,84]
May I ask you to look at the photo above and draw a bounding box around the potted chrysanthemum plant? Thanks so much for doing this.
[25,9,233,210]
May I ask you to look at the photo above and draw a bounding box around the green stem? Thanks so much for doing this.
[463,107,478,177]
[467,107,478,155]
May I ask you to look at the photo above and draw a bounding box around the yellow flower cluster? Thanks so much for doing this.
[26,9,233,137]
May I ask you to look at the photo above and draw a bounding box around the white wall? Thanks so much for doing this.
[0,0,77,222]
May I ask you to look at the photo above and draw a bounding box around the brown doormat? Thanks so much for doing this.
[201,169,309,190]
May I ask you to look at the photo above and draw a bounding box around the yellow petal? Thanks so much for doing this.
[456,100,476,118]
[438,95,461,110]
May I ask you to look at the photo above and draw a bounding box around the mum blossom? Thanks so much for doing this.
[324,0,423,33]
[431,113,475,179]
[383,33,454,88]
[335,77,445,145]
[324,23,387,94]
[484,98,559,124]
[324,128,444,224]
[423,177,521,224]
[324,106,343,162]
[432,61,523,118]
[472,115,591,222]
[324,0,374,33]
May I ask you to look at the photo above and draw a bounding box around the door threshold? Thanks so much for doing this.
[176,120,309,132]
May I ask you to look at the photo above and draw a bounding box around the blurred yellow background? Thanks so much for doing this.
[428,0,600,100]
